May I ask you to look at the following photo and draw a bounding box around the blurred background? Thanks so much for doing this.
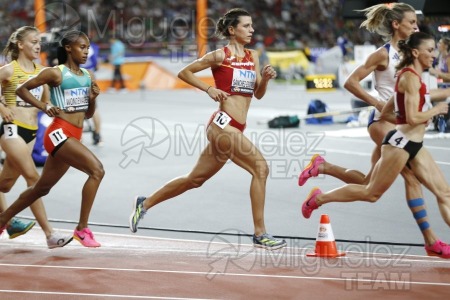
[1,0,449,90]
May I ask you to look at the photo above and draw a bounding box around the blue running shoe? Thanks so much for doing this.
[7,218,36,239]
[129,196,147,233]
[253,233,287,250]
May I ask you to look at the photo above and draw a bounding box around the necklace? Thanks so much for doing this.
[67,65,82,75]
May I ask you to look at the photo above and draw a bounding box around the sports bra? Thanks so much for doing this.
[394,67,431,124]
[2,60,44,108]
[211,46,256,96]
[49,65,91,113]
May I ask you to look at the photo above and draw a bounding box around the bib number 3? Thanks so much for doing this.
[213,111,232,129]
[49,128,68,147]
[3,124,18,139]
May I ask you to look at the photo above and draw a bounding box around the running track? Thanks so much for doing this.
[1,228,449,299]
[2,88,450,299]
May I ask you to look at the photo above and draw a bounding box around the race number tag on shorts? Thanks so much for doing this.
[213,111,232,129]
[387,130,408,149]
[3,124,18,139]
[49,128,68,147]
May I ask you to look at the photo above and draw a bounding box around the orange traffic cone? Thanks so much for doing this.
[306,214,345,257]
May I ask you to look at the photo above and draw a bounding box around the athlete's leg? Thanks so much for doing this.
[320,119,392,184]
[317,146,409,205]
[400,166,438,246]
[0,138,55,237]
[142,142,228,210]
[217,129,270,236]
[319,161,367,184]
[92,111,102,145]
[370,122,438,246]
[299,120,391,186]
[0,154,70,227]
[53,138,105,230]
[409,148,450,226]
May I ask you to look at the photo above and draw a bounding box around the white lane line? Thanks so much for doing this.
[0,290,212,299]
[1,263,449,287]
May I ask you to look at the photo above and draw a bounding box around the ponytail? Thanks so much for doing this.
[2,26,39,61]
[215,8,250,39]
[57,46,68,64]
[396,32,435,71]
[359,3,415,41]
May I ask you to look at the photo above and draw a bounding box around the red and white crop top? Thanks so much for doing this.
[394,67,431,124]
[211,46,256,96]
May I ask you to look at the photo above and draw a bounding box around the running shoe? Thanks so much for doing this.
[425,240,450,259]
[129,196,147,233]
[298,154,325,186]
[7,218,36,239]
[73,228,101,248]
[301,188,321,219]
[47,232,74,249]
[253,233,287,250]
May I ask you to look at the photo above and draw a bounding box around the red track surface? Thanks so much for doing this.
[1,228,449,299]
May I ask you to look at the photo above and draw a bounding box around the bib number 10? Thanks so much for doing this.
[213,111,231,129]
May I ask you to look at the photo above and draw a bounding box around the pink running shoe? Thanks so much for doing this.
[298,155,325,186]
[73,228,101,248]
[425,240,450,259]
[302,188,321,219]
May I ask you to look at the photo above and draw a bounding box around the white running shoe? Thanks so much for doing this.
[47,232,73,249]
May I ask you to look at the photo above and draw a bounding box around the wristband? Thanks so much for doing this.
[206,86,212,93]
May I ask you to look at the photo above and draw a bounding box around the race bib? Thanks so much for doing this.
[231,69,256,94]
[16,84,43,107]
[387,130,408,149]
[49,128,68,147]
[63,87,89,112]
[213,111,232,129]
[3,124,18,139]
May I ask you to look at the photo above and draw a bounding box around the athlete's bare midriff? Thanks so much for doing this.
[219,94,251,123]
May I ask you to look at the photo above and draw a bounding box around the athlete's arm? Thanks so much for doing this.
[178,49,229,102]
[344,47,388,111]
[402,72,448,124]
[85,70,100,119]
[380,96,396,124]
[430,87,450,101]
[40,84,50,105]
[16,67,62,117]
[0,64,15,122]
[252,49,276,100]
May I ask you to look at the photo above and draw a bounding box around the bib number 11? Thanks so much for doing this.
[49,128,68,146]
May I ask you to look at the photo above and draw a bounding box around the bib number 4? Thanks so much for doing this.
[387,130,408,149]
